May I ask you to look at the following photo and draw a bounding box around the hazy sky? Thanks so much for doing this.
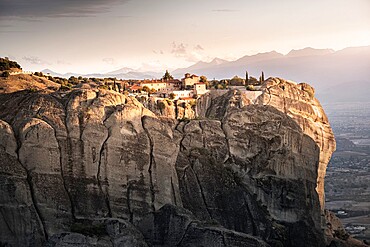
[1,0,369,73]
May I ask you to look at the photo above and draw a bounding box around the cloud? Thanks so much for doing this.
[194,45,204,51]
[23,56,51,65]
[102,58,116,65]
[171,42,187,56]
[152,50,164,55]
[0,0,130,19]
[171,42,207,62]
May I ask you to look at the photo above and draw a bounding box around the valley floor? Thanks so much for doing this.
[324,102,370,242]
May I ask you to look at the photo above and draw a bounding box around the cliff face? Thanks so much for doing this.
[197,78,336,210]
[0,78,334,247]
[143,97,196,119]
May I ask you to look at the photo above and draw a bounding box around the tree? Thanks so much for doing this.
[200,75,207,83]
[217,84,225,89]
[68,76,78,84]
[162,70,174,80]
[1,71,10,78]
[245,70,249,84]
[169,93,176,100]
[248,76,259,85]
[261,71,265,82]
[230,75,244,86]
[0,57,22,71]
[142,86,150,93]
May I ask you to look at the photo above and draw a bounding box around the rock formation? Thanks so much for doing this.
[197,78,336,210]
[143,97,196,119]
[0,77,339,246]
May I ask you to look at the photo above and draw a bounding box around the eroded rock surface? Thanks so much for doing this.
[0,79,334,246]
[197,78,336,210]
[138,204,268,247]
[46,218,148,247]
[144,97,196,119]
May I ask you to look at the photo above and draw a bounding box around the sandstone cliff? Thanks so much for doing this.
[197,78,336,210]
[0,78,342,247]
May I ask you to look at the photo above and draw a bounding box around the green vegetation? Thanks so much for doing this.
[60,83,73,91]
[98,85,108,90]
[246,85,257,91]
[169,93,176,100]
[68,76,79,84]
[157,101,166,111]
[0,57,21,71]
[142,86,150,93]
[165,98,171,105]
[34,72,44,77]
[162,70,174,80]
[200,75,207,83]
[209,79,228,89]
[189,99,197,107]
[248,76,259,85]
[1,71,10,78]
[229,75,244,86]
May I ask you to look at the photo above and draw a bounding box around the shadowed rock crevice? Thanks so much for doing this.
[126,180,136,223]
[141,116,156,212]
[25,171,49,240]
[190,163,213,219]
[97,132,112,218]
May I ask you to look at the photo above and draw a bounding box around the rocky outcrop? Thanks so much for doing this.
[46,218,148,247]
[0,79,333,246]
[324,210,368,247]
[143,97,196,119]
[176,105,323,246]
[256,78,336,210]
[138,204,268,247]
[197,78,336,210]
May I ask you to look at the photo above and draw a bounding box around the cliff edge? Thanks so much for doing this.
[0,78,361,247]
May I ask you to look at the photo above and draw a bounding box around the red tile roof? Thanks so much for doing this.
[179,97,194,100]
[129,85,142,90]
[140,79,181,85]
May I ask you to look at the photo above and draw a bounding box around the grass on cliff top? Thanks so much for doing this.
[0,74,60,93]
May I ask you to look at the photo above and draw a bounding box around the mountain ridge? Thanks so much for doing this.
[39,45,370,103]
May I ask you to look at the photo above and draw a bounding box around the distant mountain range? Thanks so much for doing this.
[173,46,370,104]
[41,68,163,81]
[43,46,370,103]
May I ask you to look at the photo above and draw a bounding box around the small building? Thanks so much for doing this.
[127,84,142,93]
[171,90,193,100]
[140,79,181,93]
[193,83,208,96]
[182,73,200,88]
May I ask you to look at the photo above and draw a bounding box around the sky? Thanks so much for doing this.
[0,0,369,74]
